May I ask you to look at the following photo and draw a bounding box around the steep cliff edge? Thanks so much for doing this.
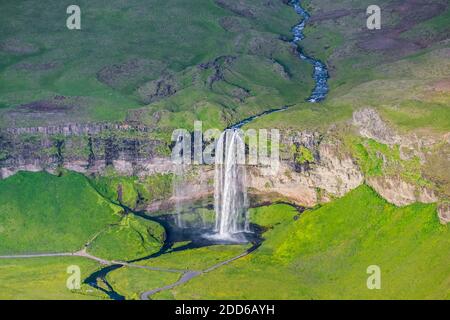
[0,123,170,179]
[0,109,448,223]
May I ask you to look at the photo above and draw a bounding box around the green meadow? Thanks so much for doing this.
[0,0,448,301]
[106,267,180,300]
[0,172,448,300]
[0,171,165,260]
[0,257,106,300]
[0,171,122,254]
[0,0,313,129]
[88,214,164,261]
[160,186,449,300]
[135,244,251,272]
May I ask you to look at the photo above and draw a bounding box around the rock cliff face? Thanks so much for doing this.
[353,108,400,145]
[367,176,438,207]
[0,123,167,179]
[0,121,365,208]
[0,108,447,216]
[353,108,447,207]
[438,203,450,225]
[249,133,364,206]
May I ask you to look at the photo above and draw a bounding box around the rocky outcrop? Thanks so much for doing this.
[249,140,364,206]
[3,122,152,136]
[0,107,447,218]
[367,176,438,207]
[0,124,165,179]
[148,131,364,209]
[137,75,179,104]
[437,203,450,225]
[353,107,442,151]
[353,107,448,208]
[353,108,400,145]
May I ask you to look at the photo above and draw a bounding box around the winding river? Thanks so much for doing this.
[229,0,329,130]
[86,0,328,300]
[0,1,327,301]
[290,0,329,103]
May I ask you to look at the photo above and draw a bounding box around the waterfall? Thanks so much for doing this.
[172,163,186,228]
[213,129,249,239]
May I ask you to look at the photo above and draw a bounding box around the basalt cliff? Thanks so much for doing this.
[0,108,448,224]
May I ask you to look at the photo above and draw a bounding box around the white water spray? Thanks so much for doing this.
[172,163,186,228]
[213,129,249,239]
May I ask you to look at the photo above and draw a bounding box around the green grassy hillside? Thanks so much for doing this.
[88,214,165,261]
[0,170,168,261]
[1,176,448,299]
[0,171,124,254]
[90,171,173,210]
[0,0,448,301]
[160,186,449,300]
[249,0,450,134]
[0,0,312,129]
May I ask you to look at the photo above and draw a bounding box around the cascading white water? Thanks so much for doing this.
[172,163,186,228]
[213,129,249,239]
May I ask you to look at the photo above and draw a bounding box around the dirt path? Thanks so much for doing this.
[0,248,185,273]
[140,271,201,299]
[0,243,258,301]
[0,253,73,259]
[140,243,259,300]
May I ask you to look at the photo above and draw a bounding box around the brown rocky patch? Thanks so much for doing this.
[14,62,59,72]
[428,79,450,93]
[198,55,237,89]
[248,35,281,57]
[97,58,167,90]
[437,203,450,225]
[219,16,247,32]
[357,0,448,55]
[137,75,179,104]
[4,97,88,127]
[17,99,73,113]
[214,0,255,18]
[230,87,250,102]
[0,39,39,55]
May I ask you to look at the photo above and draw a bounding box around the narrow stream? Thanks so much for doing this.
[290,0,329,102]
[83,0,327,300]
[229,0,329,129]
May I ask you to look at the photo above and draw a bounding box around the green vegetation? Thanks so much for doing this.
[249,48,450,134]
[0,171,122,254]
[88,214,165,261]
[90,171,173,209]
[344,137,429,187]
[165,186,449,299]
[0,257,106,300]
[246,102,354,131]
[0,0,314,129]
[401,9,450,43]
[0,0,448,301]
[291,144,315,165]
[248,0,450,135]
[136,244,250,271]
[106,268,180,300]
[0,169,167,261]
[1,174,448,300]
[423,142,450,198]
